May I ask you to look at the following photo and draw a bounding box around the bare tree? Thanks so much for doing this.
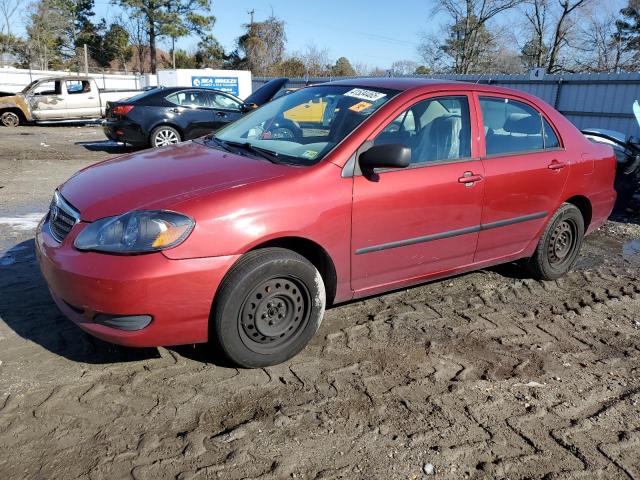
[571,5,637,72]
[546,0,589,73]
[521,0,549,68]
[300,43,331,76]
[391,59,419,75]
[0,0,23,54]
[431,0,524,73]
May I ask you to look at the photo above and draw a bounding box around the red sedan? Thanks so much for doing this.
[36,78,617,367]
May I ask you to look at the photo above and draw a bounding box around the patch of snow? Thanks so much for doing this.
[0,213,45,231]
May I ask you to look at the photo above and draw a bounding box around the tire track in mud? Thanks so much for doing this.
[1,232,639,478]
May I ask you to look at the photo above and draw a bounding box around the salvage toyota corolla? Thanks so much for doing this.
[36,78,617,368]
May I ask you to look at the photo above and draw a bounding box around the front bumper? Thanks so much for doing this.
[36,218,239,347]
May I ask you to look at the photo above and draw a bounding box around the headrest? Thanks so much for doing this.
[504,113,541,135]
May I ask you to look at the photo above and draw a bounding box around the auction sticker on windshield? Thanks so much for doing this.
[349,101,372,113]
[344,88,387,102]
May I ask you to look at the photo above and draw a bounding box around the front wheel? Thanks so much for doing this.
[526,203,585,280]
[150,125,181,147]
[1,111,20,127]
[211,248,326,368]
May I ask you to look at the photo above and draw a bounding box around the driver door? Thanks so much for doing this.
[350,93,484,294]
[28,80,67,120]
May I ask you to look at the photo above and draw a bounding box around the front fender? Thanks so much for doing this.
[0,94,32,121]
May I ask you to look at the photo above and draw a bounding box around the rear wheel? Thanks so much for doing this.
[150,125,181,147]
[1,111,20,127]
[211,248,326,368]
[526,203,584,280]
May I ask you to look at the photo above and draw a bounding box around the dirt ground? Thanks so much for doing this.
[1,125,639,480]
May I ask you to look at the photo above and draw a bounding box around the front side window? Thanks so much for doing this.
[31,81,60,96]
[211,85,398,165]
[209,93,241,110]
[373,96,471,164]
[480,97,557,156]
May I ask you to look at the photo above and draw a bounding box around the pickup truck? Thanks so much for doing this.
[0,76,141,127]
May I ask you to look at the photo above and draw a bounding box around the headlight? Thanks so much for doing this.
[74,210,194,254]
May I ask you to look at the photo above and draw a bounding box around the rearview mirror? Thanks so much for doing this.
[359,144,411,171]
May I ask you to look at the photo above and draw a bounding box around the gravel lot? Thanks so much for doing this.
[1,125,639,479]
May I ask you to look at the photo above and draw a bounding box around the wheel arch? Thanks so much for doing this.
[564,195,592,230]
[245,236,338,306]
[0,107,27,126]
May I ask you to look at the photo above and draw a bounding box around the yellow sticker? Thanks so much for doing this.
[301,150,318,159]
[349,101,372,113]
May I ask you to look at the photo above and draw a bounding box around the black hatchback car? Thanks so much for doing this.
[103,78,288,148]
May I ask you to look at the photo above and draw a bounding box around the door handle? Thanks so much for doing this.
[548,160,567,170]
[458,171,483,185]
[170,108,181,114]
[216,111,227,117]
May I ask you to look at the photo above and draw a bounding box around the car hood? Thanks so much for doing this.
[243,78,288,106]
[60,141,288,221]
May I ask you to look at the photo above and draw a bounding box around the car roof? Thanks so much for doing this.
[326,77,456,91]
[319,77,548,106]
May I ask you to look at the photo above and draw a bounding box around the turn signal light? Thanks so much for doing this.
[112,105,134,116]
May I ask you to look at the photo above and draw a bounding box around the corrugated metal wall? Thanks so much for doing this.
[254,73,640,136]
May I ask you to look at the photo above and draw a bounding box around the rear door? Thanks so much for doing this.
[350,93,485,293]
[63,80,101,118]
[474,94,569,263]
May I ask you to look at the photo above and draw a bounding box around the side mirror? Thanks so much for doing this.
[359,144,411,171]
[241,103,259,113]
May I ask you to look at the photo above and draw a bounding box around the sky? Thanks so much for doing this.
[16,0,629,70]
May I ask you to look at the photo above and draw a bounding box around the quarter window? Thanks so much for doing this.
[373,96,471,164]
[480,96,562,155]
[543,117,560,149]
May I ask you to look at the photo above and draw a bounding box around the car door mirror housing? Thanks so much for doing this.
[359,144,411,170]
[241,103,259,113]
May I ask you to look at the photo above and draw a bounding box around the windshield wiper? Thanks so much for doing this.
[220,140,284,164]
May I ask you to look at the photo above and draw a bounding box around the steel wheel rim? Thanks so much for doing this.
[239,276,311,354]
[548,219,577,266]
[154,129,179,147]
[2,112,19,127]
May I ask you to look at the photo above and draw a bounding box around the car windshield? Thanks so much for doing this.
[21,80,42,93]
[209,85,399,165]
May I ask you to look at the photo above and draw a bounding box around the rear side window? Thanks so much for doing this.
[66,80,90,94]
[166,90,210,107]
[373,96,472,165]
[480,97,548,156]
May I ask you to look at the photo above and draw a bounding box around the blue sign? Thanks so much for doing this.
[191,76,239,96]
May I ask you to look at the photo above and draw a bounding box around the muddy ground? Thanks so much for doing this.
[0,125,639,480]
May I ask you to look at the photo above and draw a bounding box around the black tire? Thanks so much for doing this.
[526,203,585,280]
[1,110,20,127]
[150,125,181,147]
[211,248,326,368]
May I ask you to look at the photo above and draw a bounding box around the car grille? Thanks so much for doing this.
[48,191,80,242]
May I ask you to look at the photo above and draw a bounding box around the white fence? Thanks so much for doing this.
[0,67,156,92]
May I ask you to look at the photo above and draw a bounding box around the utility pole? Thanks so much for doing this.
[247,8,255,25]
[83,44,89,76]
